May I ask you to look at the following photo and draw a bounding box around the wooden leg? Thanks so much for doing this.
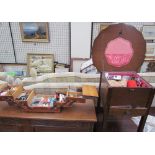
[97,97,101,113]
[97,73,102,113]
[137,115,148,132]
[102,105,109,131]
[138,89,155,132]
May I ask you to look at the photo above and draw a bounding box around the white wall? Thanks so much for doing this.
[0,23,15,63]
[0,22,70,64]
[71,22,91,58]
[11,22,70,64]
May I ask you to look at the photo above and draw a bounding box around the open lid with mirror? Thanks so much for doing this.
[92,23,146,72]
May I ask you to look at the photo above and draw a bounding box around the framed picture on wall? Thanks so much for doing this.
[142,25,155,40]
[20,22,49,42]
[100,24,110,31]
[140,59,155,73]
[27,53,54,76]
[100,23,115,31]
[145,43,155,57]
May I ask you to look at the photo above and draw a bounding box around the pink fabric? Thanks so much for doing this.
[105,37,133,67]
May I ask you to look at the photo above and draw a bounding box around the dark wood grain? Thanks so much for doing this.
[0,99,96,132]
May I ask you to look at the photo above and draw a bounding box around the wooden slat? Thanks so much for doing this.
[109,106,147,117]
[27,90,35,105]
[12,85,23,99]
[82,85,98,97]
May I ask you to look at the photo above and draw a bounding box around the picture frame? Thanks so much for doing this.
[27,53,54,76]
[100,23,111,31]
[20,22,49,42]
[140,59,155,72]
[100,23,116,32]
[145,43,155,57]
[142,25,155,40]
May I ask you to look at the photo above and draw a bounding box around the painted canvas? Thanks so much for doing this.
[20,22,49,42]
[27,53,54,76]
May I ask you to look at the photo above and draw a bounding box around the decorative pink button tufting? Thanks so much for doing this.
[105,37,134,67]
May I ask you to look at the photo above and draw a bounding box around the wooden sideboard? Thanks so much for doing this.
[0,99,96,132]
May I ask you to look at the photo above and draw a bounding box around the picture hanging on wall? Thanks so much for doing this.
[100,24,110,31]
[20,22,49,42]
[142,25,155,40]
[140,59,155,72]
[100,23,115,31]
[145,43,155,57]
[27,53,54,76]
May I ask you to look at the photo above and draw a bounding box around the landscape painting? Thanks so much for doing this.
[20,22,49,42]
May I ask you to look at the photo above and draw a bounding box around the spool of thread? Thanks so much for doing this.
[127,80,137,88]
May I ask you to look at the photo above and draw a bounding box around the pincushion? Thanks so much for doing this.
[127,80,137,88]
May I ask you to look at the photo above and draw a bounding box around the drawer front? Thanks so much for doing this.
[0,118,29,125]
[31,120,94,132]
[0,118,94,132]
[108,87,152,107]
[33,124,93,132]
[0,118,33,132]
[0,124,19,132]
[109,107,147,117]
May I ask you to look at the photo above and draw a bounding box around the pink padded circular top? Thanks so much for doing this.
[105,37,134,67]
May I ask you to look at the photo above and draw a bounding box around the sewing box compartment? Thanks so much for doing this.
[13,85,97,113]
[0,84,22,105]
[101,71,154,116]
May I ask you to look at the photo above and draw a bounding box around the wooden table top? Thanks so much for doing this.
[0,99,97,122]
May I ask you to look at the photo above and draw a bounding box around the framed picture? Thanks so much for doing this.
[142,25,155,40]
[140,60,155,72]
[100,24,110,31]
[20,22,49,42]
[145,43,155,57]
[27,53,54,76]
[100,23,115,31]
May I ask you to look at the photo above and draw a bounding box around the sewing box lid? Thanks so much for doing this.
[92,23,146,72]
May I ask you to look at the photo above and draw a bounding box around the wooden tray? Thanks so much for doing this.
[15,89,87,113]
[15,90,63,113]
[0,85,23,105]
